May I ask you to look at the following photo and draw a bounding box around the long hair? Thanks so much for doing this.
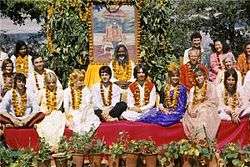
[211,39,230,54]
[243,41,250,55]
[1,58,13,73]
[14,40,27,57]
[13,73,26,89]
[224,68,238,94]
[113,44,129,64]
[133,64,148,79]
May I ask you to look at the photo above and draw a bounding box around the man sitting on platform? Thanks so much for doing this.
[0,73,44,128]
[121,64,156,121]
[92,66,127,121]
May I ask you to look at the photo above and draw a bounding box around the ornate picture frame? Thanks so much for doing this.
[88,0,141,64]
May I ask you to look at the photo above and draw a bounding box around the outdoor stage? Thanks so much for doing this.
[3,118,250,151]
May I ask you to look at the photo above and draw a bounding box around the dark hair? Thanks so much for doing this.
[133,64,148,79]
[243,41,250,54]
[190,32,202,41]
[1,58,13,73]
[14,40,27,57]
[224,68,238,94]
[14,73,26,89]
[194,67,208,84]
[114,44,129,63]
[31,52,43,64]
[99,66,112,77]
[211,39,230,53]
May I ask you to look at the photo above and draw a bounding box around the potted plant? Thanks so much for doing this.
[37,138,52,167]
[52,137,71,167]
[10,149,35,167]
[138,140,159,167]
[242,145,250,166]
[68,132,92,167]
[89,138,108,167]
[159,142,179,167]
[109,142,125,167]
[0,144,21,166]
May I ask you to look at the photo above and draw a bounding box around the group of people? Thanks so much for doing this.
[0,34,250,149]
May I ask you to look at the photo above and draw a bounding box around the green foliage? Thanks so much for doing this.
[89,138,108,154]
[57,136,70,153]
[68,132,92,153]
[0,144,22,166]
[10,149,35,167]
[37,138,52,162]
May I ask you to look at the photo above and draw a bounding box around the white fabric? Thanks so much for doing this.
[122,82,156,121]
[26,68,62,96]
[63,86,100,134]
[183,47,204,64]
[0,51,8,70]
[36,88,65,148]
[217,84,250,120]
[109,60,136,82]
[215,69,243,87]
[91,82,122,110]
[10,55,34,75]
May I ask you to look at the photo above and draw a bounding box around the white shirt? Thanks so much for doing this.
[127,82,156,112]
[26,68,62,95]
[0,89,40,118]
[91,82,121,110]
[183,47,204,65]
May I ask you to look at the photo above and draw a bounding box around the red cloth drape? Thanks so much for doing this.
[4,119,250,151]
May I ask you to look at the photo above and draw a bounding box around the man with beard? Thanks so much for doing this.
[182,32,209,68]
[110,44,135,89]
[26,53,62,96]
[180,48,208,90]
[91,66,127,121]
[121,64,156,121]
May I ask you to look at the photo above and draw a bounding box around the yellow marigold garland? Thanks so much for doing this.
[16,55,28,76]
[112,60,132,81]
[45,88,57,114]
[100,82,113,106]
[224,90,239,113]
[192,81,207,106]
[133,80,151,107]
[164,84,180,109]
[71,88,82,110]
[12,89,27,117]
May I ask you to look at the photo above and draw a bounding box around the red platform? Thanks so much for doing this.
[3,118,250,151]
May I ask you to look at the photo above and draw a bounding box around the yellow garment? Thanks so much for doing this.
[84,64,102,88]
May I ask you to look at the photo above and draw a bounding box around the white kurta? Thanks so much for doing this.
[26,68,62,96]
[121,82,156,121]
[183,47,204,64]
[36,88,66,148]
[64,86,100,134]
[0,89,40,125]
[217,83,250,120]
[91,82,122,110]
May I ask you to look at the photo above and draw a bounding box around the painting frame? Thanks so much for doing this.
[88,0,142,65]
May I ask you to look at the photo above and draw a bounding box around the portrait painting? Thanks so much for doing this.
[89,3,140,64]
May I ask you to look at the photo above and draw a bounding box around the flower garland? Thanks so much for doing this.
[132,80,152,107]
[71,88,82,110]
[112,60,132,81]
[164,84,180,109]
[186,62,198,86]
[192,81,207,106]
[224,90,239,112]
[100,82,113,106]
[16,55,28,76]
[216,53,222,70]
[12,89,27,117]
[45,88,57,113]
[34,71,46,91]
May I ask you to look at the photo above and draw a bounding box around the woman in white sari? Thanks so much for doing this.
[36,72,66,149]
[64,69,100,134]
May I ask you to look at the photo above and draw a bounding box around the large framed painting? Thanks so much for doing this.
[88,1,141,64]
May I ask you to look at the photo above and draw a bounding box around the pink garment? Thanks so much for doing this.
[209,52,235,82]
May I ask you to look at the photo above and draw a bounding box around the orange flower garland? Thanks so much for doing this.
[12,89,27,117]
[71,89,82,110]
[112,60,132,81]
[132,80,152,107]
[45,88,57,113]
[100,82,113,106]
[16,55,28,76]
[164,84,180,109]
[224,90,239,112]
[192,81,207,106]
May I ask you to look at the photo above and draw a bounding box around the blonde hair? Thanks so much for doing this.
[69,69,85,87]
[45,72,57,88]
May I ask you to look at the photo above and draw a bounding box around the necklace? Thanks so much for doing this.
[45,88,57,113]
[132,80,152,107]
[71,88,82,110]
[12,89,27,117]
[34,71,46,90]
[224,90,239,112]
[164,84,180,109]
[16,55,28,76]
[112,60,132,81]
[100,82,112,106]
[192,81,207,106]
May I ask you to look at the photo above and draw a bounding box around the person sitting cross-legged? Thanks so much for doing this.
[91,66,127,122]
